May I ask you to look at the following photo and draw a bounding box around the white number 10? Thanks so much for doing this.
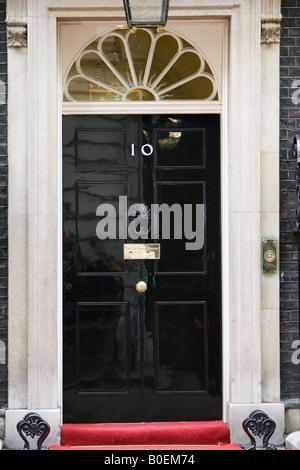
[131,144,154,157]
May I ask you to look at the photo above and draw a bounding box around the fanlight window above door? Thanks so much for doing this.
[63,28,219,102]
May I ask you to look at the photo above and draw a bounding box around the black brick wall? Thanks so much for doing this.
[0,0,7,409]
[280,0,300,400]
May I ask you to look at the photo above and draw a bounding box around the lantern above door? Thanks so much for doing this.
[123,0,170,29]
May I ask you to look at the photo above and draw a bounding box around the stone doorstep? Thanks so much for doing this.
[0,409,5,441]
[283,399,300,450]
[285,431,300,450]
[0,408,5,450]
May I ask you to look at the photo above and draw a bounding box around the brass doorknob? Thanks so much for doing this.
[136,281,147,293]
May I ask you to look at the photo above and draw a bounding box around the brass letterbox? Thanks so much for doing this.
[124,244,160,260]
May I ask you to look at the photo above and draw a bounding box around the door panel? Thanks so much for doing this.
[75,128,127,168]
[76,181,128,274]
[154,181,206,273]
[76,302,130,394]
[63,114,221,423]
[154,301,208,393]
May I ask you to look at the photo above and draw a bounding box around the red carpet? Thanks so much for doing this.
[49,421,243,451]
[50,444,242,450]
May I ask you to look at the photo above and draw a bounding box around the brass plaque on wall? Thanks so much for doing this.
[124,244,160,260]
[262,239,278,274]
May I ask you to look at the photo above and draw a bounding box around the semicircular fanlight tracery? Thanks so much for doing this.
[63,28,219,103]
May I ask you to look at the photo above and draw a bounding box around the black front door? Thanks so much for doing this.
[63,114,221,423]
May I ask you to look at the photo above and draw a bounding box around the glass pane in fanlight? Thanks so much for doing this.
[128,0,167,23]
[155,52,201,93]
[80,53,125,93]
[148,35,179,85]
[102,36,133,87]
[160,77,217,101]
[67,77,122,102]
[125,88,156,101]
[129,30,152,84]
